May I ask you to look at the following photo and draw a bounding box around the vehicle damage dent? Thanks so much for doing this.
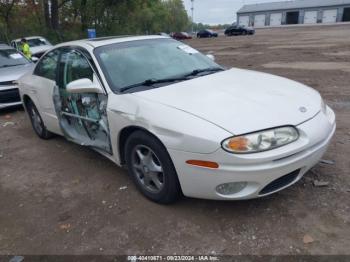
[107,94,231,155]
[53,85,112,153]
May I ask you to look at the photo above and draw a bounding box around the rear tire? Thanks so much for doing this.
[26,99,54,139]
[125,131,181,204]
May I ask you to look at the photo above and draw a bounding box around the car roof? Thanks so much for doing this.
[55,35,170,49]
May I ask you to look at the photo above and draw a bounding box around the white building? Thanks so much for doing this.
[237,0,350,27]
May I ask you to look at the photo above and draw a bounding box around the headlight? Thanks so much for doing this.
[222,126,299,154]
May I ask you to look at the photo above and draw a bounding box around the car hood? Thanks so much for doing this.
[134,68,321,135]
[0,63,34,82]
[31,45,52,55]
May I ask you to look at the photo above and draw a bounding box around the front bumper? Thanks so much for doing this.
[0,87,22,109]
[168,107,336,200]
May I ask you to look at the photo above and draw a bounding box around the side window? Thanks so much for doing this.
[34,50,59,81]
[61,50,93,89]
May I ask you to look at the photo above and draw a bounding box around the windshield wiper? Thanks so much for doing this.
[119,67,224,93]
[184,67,224,78]
[119,77,187,93]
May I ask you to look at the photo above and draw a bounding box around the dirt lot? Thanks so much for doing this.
[1,25,350,256]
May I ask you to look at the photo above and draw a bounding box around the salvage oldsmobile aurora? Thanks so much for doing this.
[18,36,336,203]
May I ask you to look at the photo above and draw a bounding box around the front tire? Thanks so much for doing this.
[125,131,181,204]
[26,99,54,139]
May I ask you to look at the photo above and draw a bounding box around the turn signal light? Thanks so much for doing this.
[186,160,219,169]
[227,137,249,151]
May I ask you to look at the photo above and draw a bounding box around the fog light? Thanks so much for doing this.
[216,182,247,195]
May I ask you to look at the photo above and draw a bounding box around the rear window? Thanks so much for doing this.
[0,49,30,68]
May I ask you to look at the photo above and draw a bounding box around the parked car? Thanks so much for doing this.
[197,29,218,38]
[11,36,53,59]
[172,32,192,40]
[19,36,335,203]
[0,46,34,109]
[225,25,255,36]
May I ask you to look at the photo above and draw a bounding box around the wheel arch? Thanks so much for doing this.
[118,125,169,166]
[22,94,33,111]
[22,94,54,139]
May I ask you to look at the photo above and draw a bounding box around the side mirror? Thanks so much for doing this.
[66,78,103,94]
[206,54,215,61]
[31,56,39,63]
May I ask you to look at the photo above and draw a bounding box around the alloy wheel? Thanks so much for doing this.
[131,145,165,193]
[30,107,43,134]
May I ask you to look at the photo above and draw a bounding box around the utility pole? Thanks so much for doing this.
[191,0,194,33]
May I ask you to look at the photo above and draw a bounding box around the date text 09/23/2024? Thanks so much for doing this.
[127,255,219,261]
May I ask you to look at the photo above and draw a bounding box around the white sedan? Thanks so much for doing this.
[11,36,53,59]
[18,36,336,203]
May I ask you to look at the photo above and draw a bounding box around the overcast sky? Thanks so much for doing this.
[182,0,283,25]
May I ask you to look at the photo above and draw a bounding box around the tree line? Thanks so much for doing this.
[0,0,190,43]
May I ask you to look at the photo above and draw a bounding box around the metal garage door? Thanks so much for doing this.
[254,14,266,27]
[270,13,282,26]
[322,9,338,23]
[304,11,318,24]
[239,16,250,27]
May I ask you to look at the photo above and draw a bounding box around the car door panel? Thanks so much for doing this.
[30,75,62,134]
[54,48,112,153]
[31,49,61,133]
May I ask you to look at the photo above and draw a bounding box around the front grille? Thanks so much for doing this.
[0,88,21,104]
[259,169,300,195]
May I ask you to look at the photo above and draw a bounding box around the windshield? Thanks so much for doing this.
[16,38,50,47]
[0,48,30,68]
[94,38,221,92]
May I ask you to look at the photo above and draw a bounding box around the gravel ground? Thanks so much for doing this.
[0,24,349,256]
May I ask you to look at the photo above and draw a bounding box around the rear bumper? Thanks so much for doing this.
[0,87,22,109]
[168,107,336,200]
